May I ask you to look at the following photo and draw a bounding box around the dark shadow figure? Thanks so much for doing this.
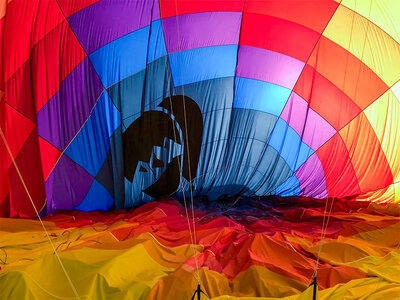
[123,95,203,198]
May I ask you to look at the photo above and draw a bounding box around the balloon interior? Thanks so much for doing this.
[0,1,399,299]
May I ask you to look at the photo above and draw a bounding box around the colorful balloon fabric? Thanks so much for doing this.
[0,198,399,299]
[1,0,400,299]
[1,0,400,217]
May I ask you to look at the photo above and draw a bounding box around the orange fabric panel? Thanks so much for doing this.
[339,112,393,194]
[293,64,362,131]
[316,133,361,198]
[308,37,389,110]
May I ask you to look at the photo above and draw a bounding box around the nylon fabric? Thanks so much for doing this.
[0,198,399,299]
[2,0,400,215]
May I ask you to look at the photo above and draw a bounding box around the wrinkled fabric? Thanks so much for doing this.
[0,198,399,299]
[1,1,400,218]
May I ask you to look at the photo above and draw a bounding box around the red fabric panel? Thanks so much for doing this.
[5,62,36,121]
[0,193,9,218]
[9,130,46,218]
[240,13,320,62]
[4,104,35,164]
[192,232,366,288]
[339,113,393,193]
[159,0,244,19]
[57,0,102,17]
[0,17,5,90]
[3,0,64,82]
[308,37,389,110]
[0,132,10,217]
[39,137,62,180]
[5,20,86,117]
[0,89,8,216]
[294,64,362,131]
[316,134,361,198]
[244,0,339,33]
[30,20,86,112]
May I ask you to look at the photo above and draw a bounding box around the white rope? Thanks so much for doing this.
[312,196,330,279]
[312,196,336,279]
[171,0,203,286]
[0,128,81,300]
[157,1,201,287]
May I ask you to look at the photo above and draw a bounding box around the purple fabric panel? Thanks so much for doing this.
[68,0,153,53]
[281,92,336,150]
[37,58,104,150]
[152,0,160,20]
[236,46,304,90]
[281,93,308,133]
[162,12,242,53]
[296,153,327,199]
[302,108,336,150]
[45,154,94,214]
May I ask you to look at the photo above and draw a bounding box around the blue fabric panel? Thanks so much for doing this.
[65,91,121,177]
[186,109,292,200]
[147,20,167,63]
[169,45,238,86]
[233,77,291,116]
[268,118,314,171]
[174,77,235,163]
[123,77,236,206]
[90,26,150,87]
[275,174,301,197]
[107,56,172,130]
[173,77,235,113]
[95,128,125,209]
[124,141,184,207]
[75,180,114,211]
[253,147,295,195]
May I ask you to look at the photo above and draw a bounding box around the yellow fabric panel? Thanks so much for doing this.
[0,242,172,299]
[393,80,400,102]
[341,251,400,284]
[338,112,392,195]
[212,278,400,299]
[316,277,400,300]
[324,4,400,86]
[231,265,305,297]
[352,222,400,249]
[356,184,395,203]
[364,89,400,183]
[304,237,390,264]
[368,200,400,215]
[286,219,399,265]
[340,0,400,44]
[149,266,305,299]
[395,182,400,202]
[147,268,230,300]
